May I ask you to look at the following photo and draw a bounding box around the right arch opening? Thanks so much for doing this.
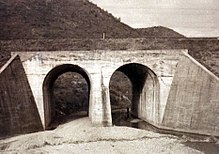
[109,63,159,126]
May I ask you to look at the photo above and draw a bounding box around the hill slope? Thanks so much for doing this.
[0,0,186,40]
[136,26,185,38]
[0,0,140,39]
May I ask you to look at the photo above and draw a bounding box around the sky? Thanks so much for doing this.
[90,0,219,37]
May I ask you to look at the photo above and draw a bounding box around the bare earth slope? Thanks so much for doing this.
[0,118,204,154]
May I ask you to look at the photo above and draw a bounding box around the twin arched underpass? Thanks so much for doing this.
[42,63,159,129]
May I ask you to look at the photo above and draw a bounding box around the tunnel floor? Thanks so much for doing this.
[47,111,88,130]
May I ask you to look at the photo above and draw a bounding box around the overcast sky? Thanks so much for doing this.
[90,0,219,37]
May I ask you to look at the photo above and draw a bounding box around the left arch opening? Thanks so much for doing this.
[43,64,90,130]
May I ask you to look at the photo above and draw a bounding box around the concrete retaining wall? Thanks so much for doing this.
[162,52,219,136]
[0,55,43,138]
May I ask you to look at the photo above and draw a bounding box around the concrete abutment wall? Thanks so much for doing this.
[162,52,219,136]
[0,55,43,138]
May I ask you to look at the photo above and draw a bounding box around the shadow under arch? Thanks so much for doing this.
[109,63,160,126]
[43,64,91,130]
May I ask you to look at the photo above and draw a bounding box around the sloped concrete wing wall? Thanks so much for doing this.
[162,52,219,136]
[0,55,43,138]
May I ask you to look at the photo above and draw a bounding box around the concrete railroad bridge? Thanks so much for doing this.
[0,49,219,138]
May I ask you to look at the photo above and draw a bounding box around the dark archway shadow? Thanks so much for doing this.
[109,63,159,126]
[109,71,132,126]
[43,64,90,130]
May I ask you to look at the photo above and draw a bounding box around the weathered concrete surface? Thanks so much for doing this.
[13,50,184,129]
[162,52,219,136]
[0,55,43,138]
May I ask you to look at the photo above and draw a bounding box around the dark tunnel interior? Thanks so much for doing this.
[109,63,151,126]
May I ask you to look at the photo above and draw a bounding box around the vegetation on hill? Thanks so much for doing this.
[0,0,139,40]
[0,0,187,40]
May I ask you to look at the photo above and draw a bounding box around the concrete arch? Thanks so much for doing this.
[42,64,91,129]
[109,63,160,125]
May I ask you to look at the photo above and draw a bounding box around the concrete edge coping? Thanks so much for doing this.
[182,51,219,82]
[12,49,188,54]
[12,49,188,63]
[0,54,19,74]
[149,121,219,137]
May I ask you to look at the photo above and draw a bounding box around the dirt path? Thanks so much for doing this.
[0,118,208,153]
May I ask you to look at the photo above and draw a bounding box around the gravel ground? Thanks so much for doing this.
[0,118,208,154]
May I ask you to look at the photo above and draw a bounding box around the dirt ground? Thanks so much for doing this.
[0,117,217,154]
